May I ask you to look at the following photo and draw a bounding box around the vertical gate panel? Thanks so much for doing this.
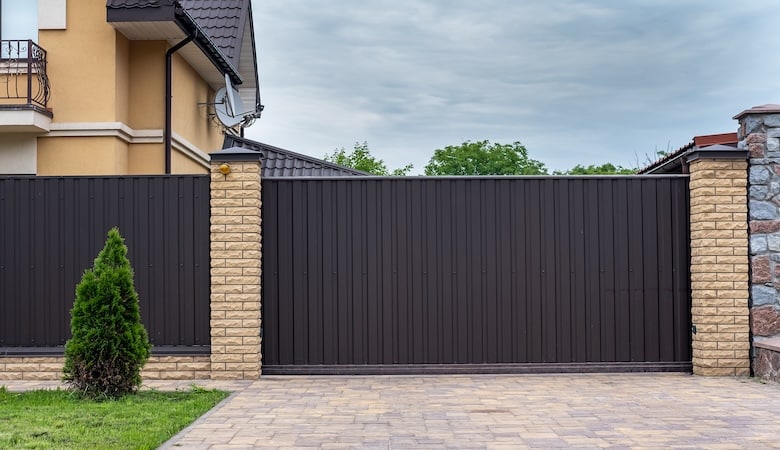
[262,176,691,372]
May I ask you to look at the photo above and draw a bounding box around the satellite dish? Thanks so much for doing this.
[214,73,244,128]
[224,73,236,116]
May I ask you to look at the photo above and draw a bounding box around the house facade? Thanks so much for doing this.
[0,0,260,175]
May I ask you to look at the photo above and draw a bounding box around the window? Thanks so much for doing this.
[1,1,38,41]
[1,1,38,60]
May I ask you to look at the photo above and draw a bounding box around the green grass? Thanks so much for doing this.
[0,385,229,449]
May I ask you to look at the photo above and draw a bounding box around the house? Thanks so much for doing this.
[0,0,261,176]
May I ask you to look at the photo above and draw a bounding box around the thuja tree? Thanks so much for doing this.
[63,227,151,398]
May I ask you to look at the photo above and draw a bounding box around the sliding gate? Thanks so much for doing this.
[261,176,691,374]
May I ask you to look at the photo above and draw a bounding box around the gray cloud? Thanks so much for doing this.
[248,0,780,173]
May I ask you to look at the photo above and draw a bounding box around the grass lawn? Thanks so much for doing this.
[0,385,229,449]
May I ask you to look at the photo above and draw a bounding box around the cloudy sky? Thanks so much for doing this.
[246,1,780,174]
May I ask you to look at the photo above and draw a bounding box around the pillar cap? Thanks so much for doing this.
[733,104,780,120]
[685,144,747,163]
[210,146,263,163]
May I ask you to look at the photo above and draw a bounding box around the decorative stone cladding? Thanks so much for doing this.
[688,156,751,376]
[754,338,780,382]
[736,105,780,379]
[209,148,263,380]
[0,356,211,381]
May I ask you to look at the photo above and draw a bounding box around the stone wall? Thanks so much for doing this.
[688,156,751,376]
[737,105,780,381]
[0,356,211,381]
[754,339,780,382]
[738,106,780,343]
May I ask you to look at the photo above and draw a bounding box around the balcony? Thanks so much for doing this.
[0,40,52,133]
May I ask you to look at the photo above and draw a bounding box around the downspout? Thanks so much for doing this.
[165,36,194,174]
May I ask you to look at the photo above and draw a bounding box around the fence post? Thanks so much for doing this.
[735,105,780,379]
[687,146,750,376]
[209,147,263,380]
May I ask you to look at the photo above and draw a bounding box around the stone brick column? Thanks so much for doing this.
[735,105,780,363]
[209,147,263,380]
[688,150,750,376]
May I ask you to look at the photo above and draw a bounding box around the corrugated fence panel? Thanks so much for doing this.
[0,176,210,350]
[262,177,691,372]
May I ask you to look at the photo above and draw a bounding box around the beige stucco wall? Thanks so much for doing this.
[37,137,129,175]
[172,53,223,158]
[173,148,210,174]
[38,0,119,124]
[115,32,130,125]
[33,0,218,175]
[128,41,166,130]
[128,143,164,174]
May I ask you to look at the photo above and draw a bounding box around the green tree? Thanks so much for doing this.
[554,163,636,175]
[324,141,413,176]
[424,140,547,175]
[63,228,151,398]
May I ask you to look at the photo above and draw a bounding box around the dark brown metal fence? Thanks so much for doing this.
[262,176,691,373]
[0,176,210,353]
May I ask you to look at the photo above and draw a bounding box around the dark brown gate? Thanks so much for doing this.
[262,176,691,373]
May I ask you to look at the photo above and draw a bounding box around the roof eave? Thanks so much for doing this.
[241,1,261,111]
[107,1,243,86]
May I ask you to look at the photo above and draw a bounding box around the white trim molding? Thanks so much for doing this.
[171,132,210,169]
[44,122,161,143]
[41,122,212,169]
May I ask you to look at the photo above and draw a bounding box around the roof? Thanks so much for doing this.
[180,0,247,71]
[106,0,161,7]
[638,132,738,174]
[222,135,372,177]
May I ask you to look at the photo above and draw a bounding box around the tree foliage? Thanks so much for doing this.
[324,141,413,176]
[555,163,636,175]
[424,140,547,176]
[63,228,151,398]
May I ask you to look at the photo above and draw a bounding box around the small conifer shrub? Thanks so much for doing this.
[63,227,151,398]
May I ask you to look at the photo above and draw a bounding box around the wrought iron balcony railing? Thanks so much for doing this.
[0,40,51,111]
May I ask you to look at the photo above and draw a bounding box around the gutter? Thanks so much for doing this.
[165,35,194,174]
[643,149,692,175]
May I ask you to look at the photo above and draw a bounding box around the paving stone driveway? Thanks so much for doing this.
[6,373,780,448]
[159,373,780,449]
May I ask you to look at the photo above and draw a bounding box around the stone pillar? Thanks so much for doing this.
[735,105,780,355]
[209,147,263,380]
[688,149,750,376]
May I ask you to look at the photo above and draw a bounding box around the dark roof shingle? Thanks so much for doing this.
[106,0,163,7]
[180,0,247,69]
[223,135,372,177]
